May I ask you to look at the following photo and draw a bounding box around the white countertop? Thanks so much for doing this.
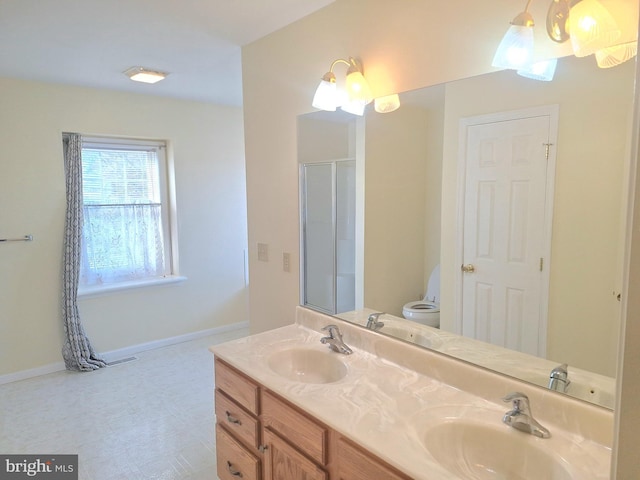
[337,308,616,409]
[210,307,612,480]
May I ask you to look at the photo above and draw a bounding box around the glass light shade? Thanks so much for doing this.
[492,25,535,69]
[569,0,621,57]
[517,58,558,81]
[374,94,400,113]
[312,78,338,111]
[124,67,167,84]
[345,70,373,105]
[373,93,400,113]
[595,41,638,68]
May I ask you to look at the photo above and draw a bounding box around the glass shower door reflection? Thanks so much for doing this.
[302,161,355,314]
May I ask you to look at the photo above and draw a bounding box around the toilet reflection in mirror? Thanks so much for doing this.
[402,264,440,328]
[298,54,635,409]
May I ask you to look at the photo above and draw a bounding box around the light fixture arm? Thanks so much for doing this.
[512,0,535,27]
[319,58,362,83]
[326,57,364,76]
[329,58,352,71]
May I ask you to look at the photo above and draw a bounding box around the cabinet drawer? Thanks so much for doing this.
[261,390,329,465]
[215,358,260,415]
[216,423,261,480]
[215,389,260,449]
[336,436,411,480]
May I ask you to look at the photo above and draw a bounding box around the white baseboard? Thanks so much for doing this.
[0,361,67,386]
[0,321,250,386]
[100,321,249,363]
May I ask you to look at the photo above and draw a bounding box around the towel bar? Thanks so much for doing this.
[0,235,33,243]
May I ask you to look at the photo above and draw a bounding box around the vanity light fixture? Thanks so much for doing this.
[496,0,630,78]
[492,0,535,70]
[312,57,373,116]
[374,94,401,113]
[124,67,168,84]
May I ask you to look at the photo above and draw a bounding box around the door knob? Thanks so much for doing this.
[461,264,476,273]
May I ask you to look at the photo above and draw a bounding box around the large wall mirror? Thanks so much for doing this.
[298,54,636,409]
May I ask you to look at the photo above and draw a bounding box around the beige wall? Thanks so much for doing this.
[242,0,526,333]
[0,77,247,377]
[363,105,431,316]
[242,0,640,475]
[298,115,353,164]
[439,57,634,376]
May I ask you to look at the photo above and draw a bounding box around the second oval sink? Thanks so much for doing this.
[267,348,348,384]
[423,419,573,480]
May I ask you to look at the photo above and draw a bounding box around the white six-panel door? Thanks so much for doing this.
[458,107,558,357]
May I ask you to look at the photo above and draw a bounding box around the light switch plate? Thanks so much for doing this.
[257,243,268,262]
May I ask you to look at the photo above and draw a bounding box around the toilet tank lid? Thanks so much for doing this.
[424,264,440,302]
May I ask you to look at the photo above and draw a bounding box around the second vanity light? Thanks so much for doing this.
[493,0,634,80]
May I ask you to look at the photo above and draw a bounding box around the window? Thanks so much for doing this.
[79,137,175,289]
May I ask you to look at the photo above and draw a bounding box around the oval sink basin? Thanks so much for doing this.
[423,420,573,480]
[267,348,348,384]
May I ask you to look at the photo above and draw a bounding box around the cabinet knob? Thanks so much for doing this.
[258,445,268,453]
[226,461,243,477]
[225,411,242,425]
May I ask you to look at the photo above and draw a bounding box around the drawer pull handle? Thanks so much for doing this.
[225,411,242,425]
[227,461,243,477]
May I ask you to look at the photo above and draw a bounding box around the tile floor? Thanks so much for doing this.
[0,328,249,480]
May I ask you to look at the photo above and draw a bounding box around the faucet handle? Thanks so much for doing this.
[502,392,530,412]
[322,324,341,338]
[366,312,385,330]
[550,363,569,378]
[502,391,551,439]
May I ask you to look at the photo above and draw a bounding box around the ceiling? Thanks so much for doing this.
[0,0,335,105]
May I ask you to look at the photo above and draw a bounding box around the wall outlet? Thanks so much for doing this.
[283,252,290,272]
[257,243,268,262]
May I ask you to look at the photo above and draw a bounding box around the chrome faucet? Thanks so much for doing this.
[548,363,571,393]
[502,392,551,439]
[320,325,353,355]
[366,312,385,331]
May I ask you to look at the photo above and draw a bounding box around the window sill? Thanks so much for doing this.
[78,275,187,299]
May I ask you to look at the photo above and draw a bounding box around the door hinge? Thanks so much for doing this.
[540,258,544,271]
[543,143,553,161]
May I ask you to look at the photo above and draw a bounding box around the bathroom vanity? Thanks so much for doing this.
[215,358,410,480]
[210,307,613,479]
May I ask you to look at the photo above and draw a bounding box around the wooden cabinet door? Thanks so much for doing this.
[263,428,328,480]
[336,436,411,480]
